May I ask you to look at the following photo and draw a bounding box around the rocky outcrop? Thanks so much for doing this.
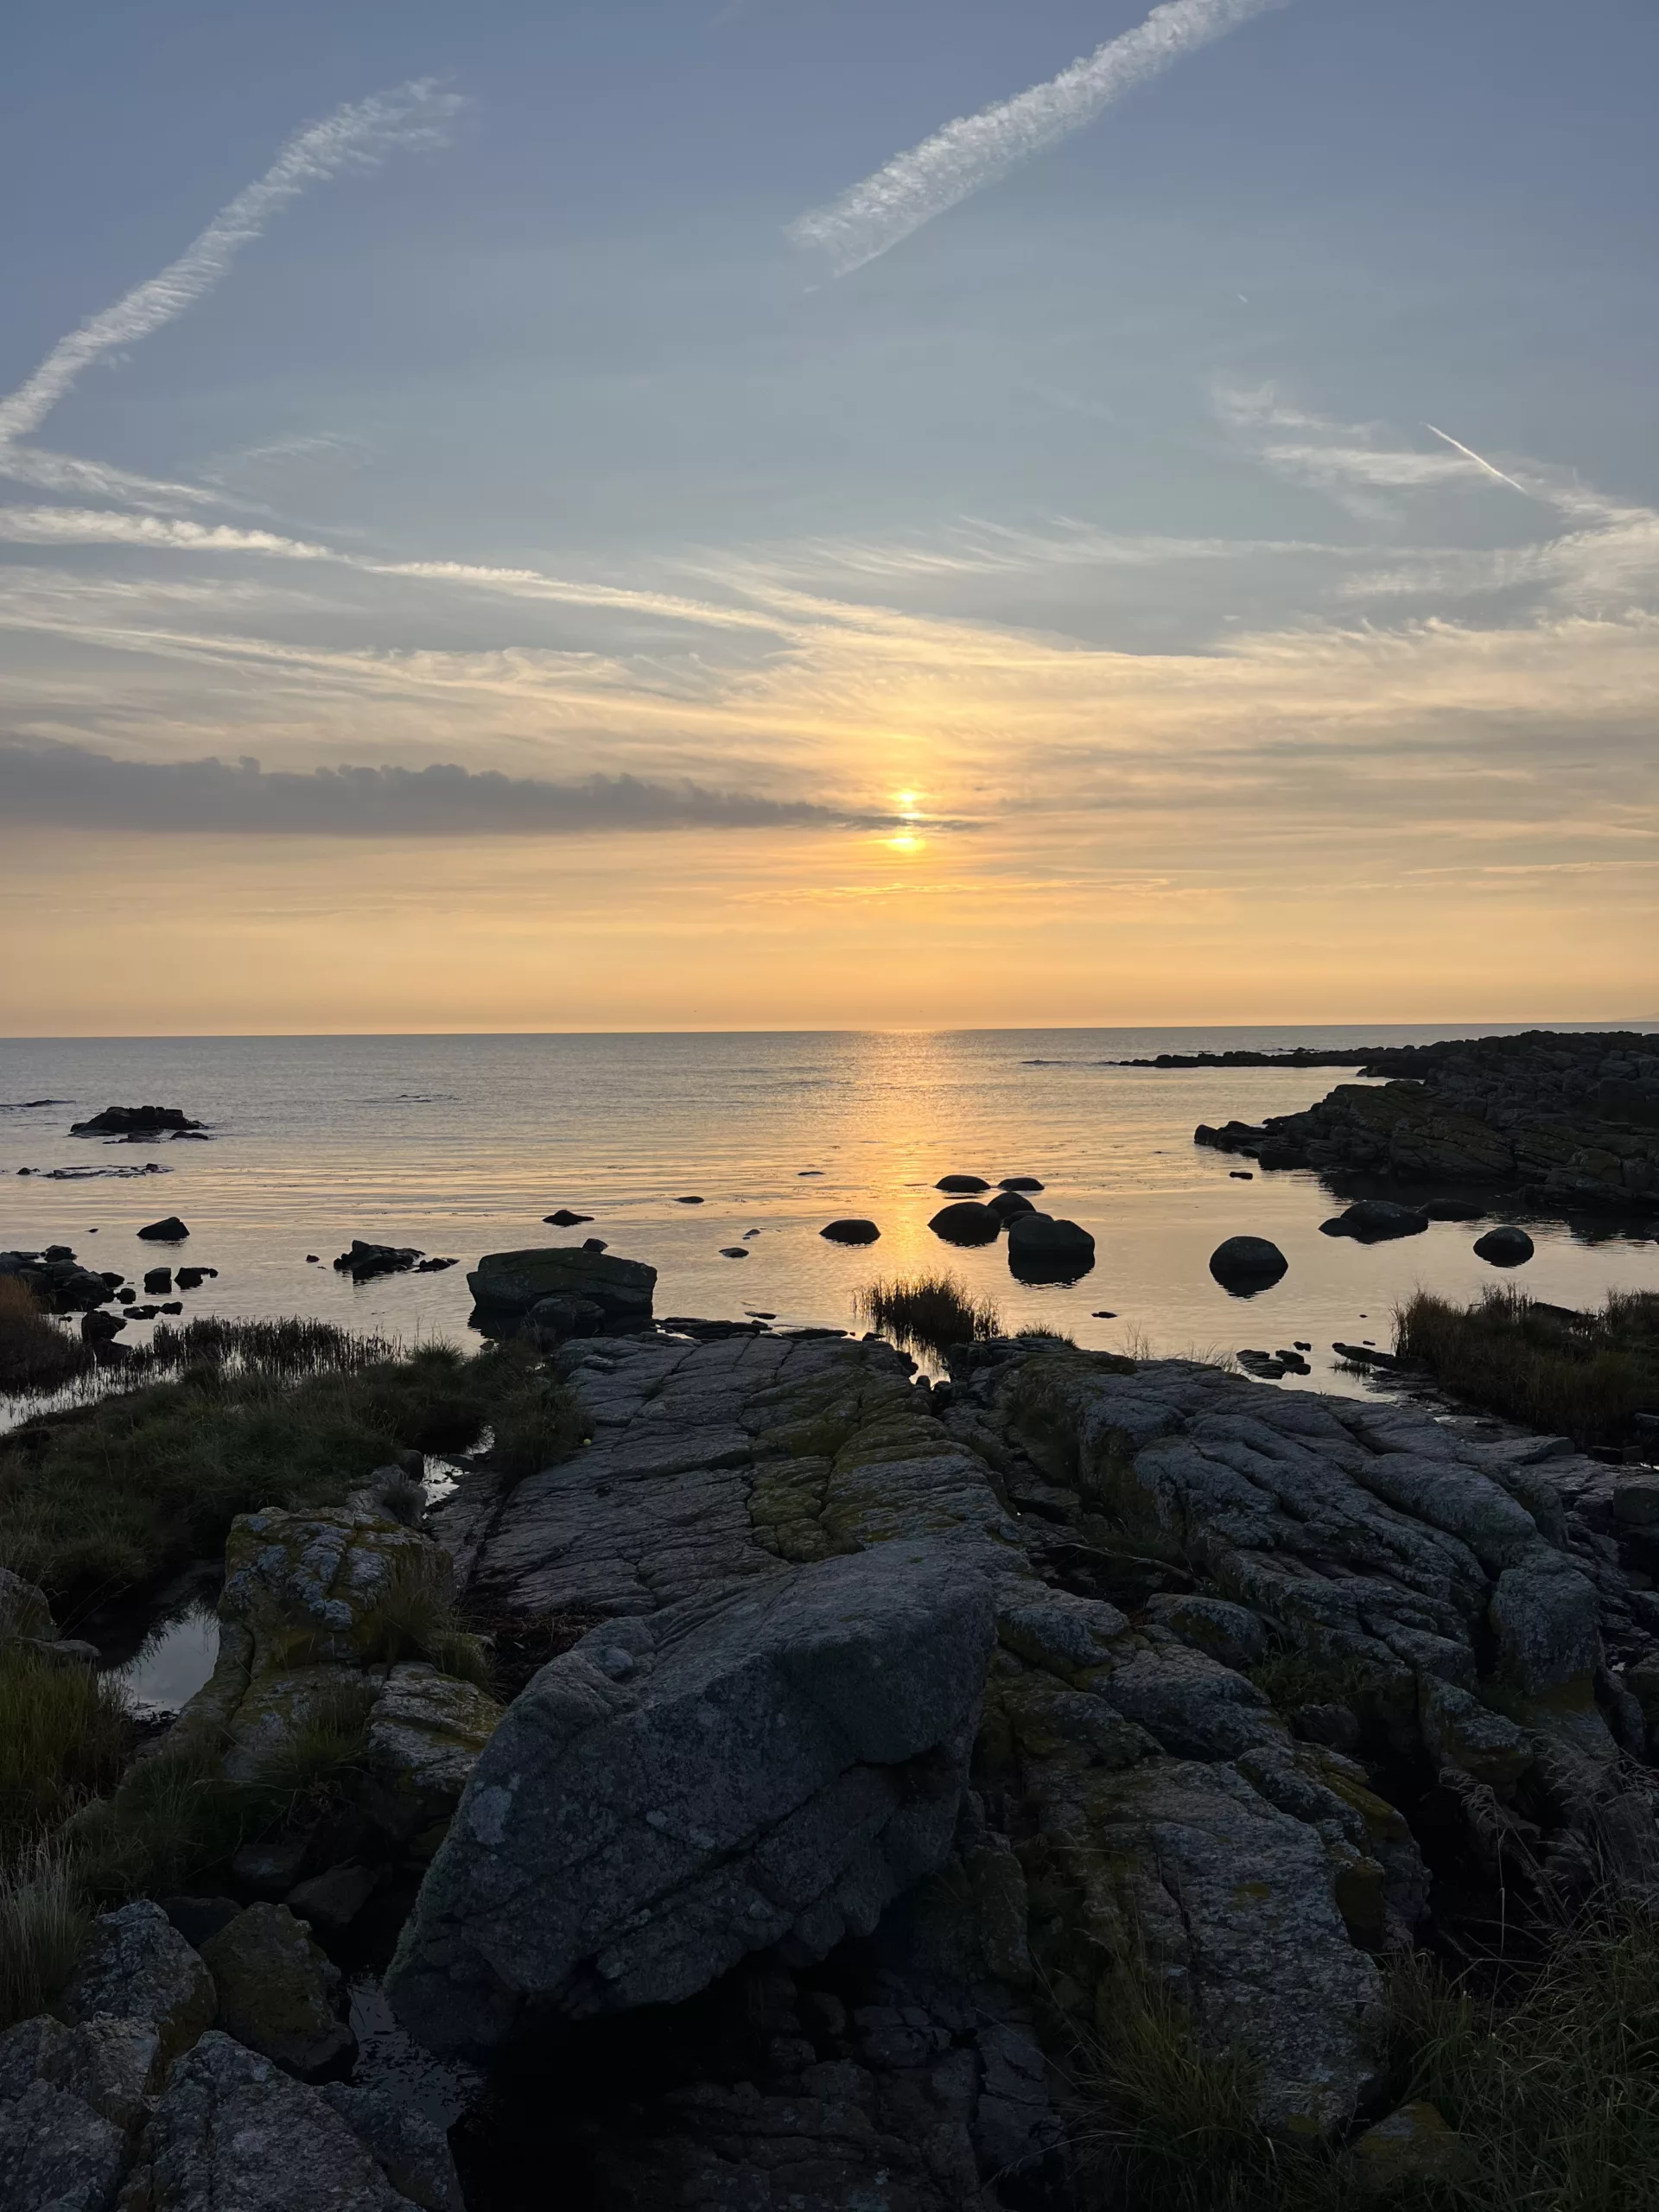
[466,1245,656,1326]
[387,1325,1659,2201]
[1197,1029,1659,1205]
[70,1107,205,1139]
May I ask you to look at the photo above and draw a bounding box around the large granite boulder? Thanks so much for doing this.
[387,1539,998,2050]
[467,1245,656,1325]
[199,1906,353,2083]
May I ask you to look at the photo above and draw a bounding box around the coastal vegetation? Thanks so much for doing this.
[1396,1286,1659,1446]
[0,1326,581,1612]
[0,1277,91,1395]
[854,1270,1001,1358]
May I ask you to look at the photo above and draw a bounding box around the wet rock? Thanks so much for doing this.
[927,1201,1001,1246]
[820,1218,880,1244]
[1475,1224,1535,1267]
[71,1106,203,1138]
[467,1246,656,1325]
[1319,1200,1430,1242]
[136,1217,189,1243]
[200,1904,354,2083]
[122,2032,417,2212]
[59,1903,216,2070]
[143,1268,173,1294]
[997,1176,1044,1192]
[334,1241,423,1283]
[935,1175,989,1192]
[542,1210,593,1228]
[677,1195,705,1205]
[986,1190,1036,1223]
[1208,1235,1287,1291]
[174,1267,216,1289]
[387,1540,996,2051]
[719,1246,750,1259]
[1006,1214,1095,1281]
[522,1294,604,1344]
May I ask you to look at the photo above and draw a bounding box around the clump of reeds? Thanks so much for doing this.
[855,1272,1002,1359]
[1396,1285,1659,1446]
[132,1314,400,1382]
[0,1279,92,1395]
[358,1556,493,1688]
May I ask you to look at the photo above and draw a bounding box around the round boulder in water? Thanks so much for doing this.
[137,1216,189,1243]
[1209,1236,1288,1294]
[999,1176,1045,1192]
[820,1218,880,1245]
[1319,1200,1429,1243]
[929,1200,1001,1246]
[1007,1213,1096,1282]
[988,1190,1037,1224]
[935,1173,990,1194]
[1474,1225,1535,1267]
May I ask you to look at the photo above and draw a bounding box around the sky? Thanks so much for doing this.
[2,0,1656,1034]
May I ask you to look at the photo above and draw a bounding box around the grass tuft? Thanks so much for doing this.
[0,1649,132,1852]
[0,1279,92,1395]
[0,1837,89,2032]
[855,1272,1002,1359]
[359,1558,494,1688]
[1397,1286,1659,1446]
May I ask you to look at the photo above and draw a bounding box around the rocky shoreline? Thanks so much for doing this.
[4,1232,1659,2208]
[1194,1029,1659,1212]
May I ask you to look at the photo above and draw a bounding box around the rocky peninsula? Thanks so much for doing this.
[1194,1029,1659,1209]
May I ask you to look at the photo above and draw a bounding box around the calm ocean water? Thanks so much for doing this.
[4,1027,1657,1402]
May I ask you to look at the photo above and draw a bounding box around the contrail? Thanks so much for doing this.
[787,0,1296,277]
[1423,423,1533,499]
[0,80,462,450]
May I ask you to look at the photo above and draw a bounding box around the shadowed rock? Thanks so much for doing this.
[820,1218,880,1244]
[1475,1225,1535,1267]
[1006,1213,1095,1282]
[929,1201,1001,1246]
[1209,1235,1288,1293]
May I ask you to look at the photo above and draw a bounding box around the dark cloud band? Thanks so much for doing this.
[0,740,890,837]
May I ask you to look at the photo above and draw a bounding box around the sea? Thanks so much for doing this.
[5,1025,1658,1406]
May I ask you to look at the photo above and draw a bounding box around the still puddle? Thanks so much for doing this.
[110,1599,220,1716]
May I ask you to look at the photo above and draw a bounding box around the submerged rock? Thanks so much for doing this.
[1319,1200,1431,1242]
[71,1106,203,1138]
[136,1217,190,1243]
[935,1174,990,1193]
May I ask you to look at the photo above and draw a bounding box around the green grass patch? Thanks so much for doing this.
[854,1271,1002,1360]
[0,1334,582,1614]
[1396,1287,1659,1446]
[0,1649,133,1853]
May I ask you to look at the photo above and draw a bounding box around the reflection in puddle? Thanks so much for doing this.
[111,1601,220,1716]
[422,1427,492,1506]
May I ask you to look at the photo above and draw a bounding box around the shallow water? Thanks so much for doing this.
[107,1599,220,1716]
[3,1027,1655,1403]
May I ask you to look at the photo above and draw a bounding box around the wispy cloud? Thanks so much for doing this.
[787,0,1294,276]
[0,740,907,838]
[0,79,461,452]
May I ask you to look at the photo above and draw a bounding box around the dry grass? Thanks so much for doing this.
[854,1272,1002,1359]
[0,1279,91,1395]
[131,1314,400,1382]
[1396,1287,1659,1446]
